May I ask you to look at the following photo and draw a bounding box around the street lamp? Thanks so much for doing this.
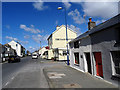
[57,6,69,65]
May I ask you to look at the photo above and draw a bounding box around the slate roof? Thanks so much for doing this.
[70,14,120,43]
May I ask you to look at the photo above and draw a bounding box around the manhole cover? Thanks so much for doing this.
[47,72,66,79]
[63,83,82,88]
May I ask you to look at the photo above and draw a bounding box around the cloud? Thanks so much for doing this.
[6,36,18,41]
[24,35,30,39]
[68,9,86,24]
[31,24,34,28]
[55,20,58,25]
[32,34,42,43]
[68,24,82,36]
[62,1,71,9]
[33,0,48,11]
[29,46,40,52]
[20,41,29,44]
[95,19,106,25]
[81,1,118,18]
[5,25,10,29]
[20,24,41,34]
[6,36,28,45]
[32,34,49,44]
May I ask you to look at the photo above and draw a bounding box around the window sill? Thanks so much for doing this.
[74,64,79,66]
[114,41,120,47]
[74,47,79,49]
[111,75,120,81]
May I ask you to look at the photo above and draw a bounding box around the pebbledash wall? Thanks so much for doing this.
[90,24,120,84]
[69,35,92,73]
[69,14,120,86]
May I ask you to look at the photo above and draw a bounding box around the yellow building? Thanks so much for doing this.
[47,25,77,61]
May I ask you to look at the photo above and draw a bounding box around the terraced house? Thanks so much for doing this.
[69,14,120,85]
[47,25,77,61]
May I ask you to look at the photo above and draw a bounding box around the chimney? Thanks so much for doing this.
[88,17,96,30]
[56,25,60,30]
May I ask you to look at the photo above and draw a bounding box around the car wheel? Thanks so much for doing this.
[8,60,11,63]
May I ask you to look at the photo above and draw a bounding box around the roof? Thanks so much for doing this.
[70,14,120,43]
[8,40,25,49]
[4,44,12,48]
[47,25,77,40]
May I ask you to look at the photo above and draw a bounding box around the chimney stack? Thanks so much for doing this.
[88,17,96,30]
[56,25,60,30]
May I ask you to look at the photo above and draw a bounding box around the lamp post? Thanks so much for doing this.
[58,6,69,65]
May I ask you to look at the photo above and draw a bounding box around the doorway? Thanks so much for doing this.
[85,53,92,74]
[93,52,103,78]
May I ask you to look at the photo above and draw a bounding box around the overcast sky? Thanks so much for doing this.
[2,0,119,52]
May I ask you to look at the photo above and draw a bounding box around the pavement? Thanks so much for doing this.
[43,64,119,88]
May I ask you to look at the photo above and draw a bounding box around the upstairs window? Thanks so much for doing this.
[74,41,79,48]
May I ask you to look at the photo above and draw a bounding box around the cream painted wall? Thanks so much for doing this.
[52,25,77,49]
[47,25,77,60]
[48,49,54,59]
[58,49,67,60]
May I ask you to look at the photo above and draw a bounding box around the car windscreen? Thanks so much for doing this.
[33,54,37,56]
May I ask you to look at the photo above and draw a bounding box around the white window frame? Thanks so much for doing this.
[110,51,120,76]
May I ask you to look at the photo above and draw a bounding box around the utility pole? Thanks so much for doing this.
[40,41,41,49]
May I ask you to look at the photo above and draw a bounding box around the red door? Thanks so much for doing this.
[94,52,103,77]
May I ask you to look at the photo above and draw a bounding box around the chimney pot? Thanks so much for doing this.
[89,17,92,22]
[56,25,60,30]
[88,17,96,30]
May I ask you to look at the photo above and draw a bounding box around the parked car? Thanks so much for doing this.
[2,57,6,62]
[8,55,21,63]
[2,56,9,62]
[32,54,38,59]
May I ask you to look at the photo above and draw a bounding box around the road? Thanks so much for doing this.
[2,56,118,89]
[2,56,65,88]
[2,56,32,87]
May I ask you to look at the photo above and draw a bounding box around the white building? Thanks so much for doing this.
[38,46,48,59]
[8,40,25,57]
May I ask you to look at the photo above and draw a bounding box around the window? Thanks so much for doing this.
[116,27,120,42]
[56,39,59,40]
[74,53,79,64]
[63,51,67,56]
[43,51,48,55]
[111,51,120,75]
[74,41,79,48]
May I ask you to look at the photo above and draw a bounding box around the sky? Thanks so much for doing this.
[1,0,119,52]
